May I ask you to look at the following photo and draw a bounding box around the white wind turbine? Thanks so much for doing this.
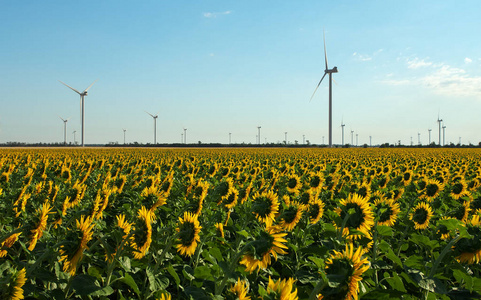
[340,118,345,146]
[310,29,338,148]
[59,116,70,145]
[59,80,97,147]
[145,111,159,144]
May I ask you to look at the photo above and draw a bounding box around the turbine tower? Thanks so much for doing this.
[428,129,432,145]
[59,80,97,147]
[442,124,446,146]
[341,119,345,146]
[310,30,338,148]
[351,130,354,145]
[123,129,127,145]
[183,128,187,144]
[437,115,443,146]
[145,111,158,144]
[73,130,76,144]
[59,116,69,145]
[284,132,287,145]
[257,126,261,145]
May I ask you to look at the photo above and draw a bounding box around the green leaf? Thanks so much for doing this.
[377,225,393,237]
[194,266,214,281]
[120,273,140,295]
[386,272,407,292]
[88,266,102,282]
[236,230,249,238]
[183,265,196,281]
[167,264,180,286]
[71,274,113,297]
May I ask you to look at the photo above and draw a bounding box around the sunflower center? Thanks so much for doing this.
[310,176,321,188]
[412,208,428,225]
[281,206,298,224]
[403,173,411,181]
[425,184,439,197]
[341,203,364,229]
[252,197,272,218]
[326,258,354,286]
[251,230,274,259]
[287,178,298,189]
[452,183,463,195]
[309,204,321,220]
[299,192,310,205]
[357,187,367,198]
[377,204,393,223]
[178,222,196,246]
[133,221,149,246]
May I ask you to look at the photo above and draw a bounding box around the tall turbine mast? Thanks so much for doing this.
[310,29,338,148]
[437,115,443,146]
[257,126,261,145]
[59,116,70,145]
[123,129,127,145]
[59,80,97,147]
[145,111,158,144]
[341,119,345,146]
[428,129,432,145]
[442,125,446,146]
[183,128,187,144]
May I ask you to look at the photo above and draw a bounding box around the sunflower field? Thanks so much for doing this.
[1,148,481,299]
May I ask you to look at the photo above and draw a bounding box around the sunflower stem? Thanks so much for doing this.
[337,212,351,246]
[371,220,379,287]
[428,234,461,278]
[396,195,416,256]
[309,277,327,300]
[215,241,253,296]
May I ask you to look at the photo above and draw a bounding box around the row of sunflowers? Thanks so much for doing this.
[1,148,481,299]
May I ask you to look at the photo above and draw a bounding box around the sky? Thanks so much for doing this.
[1,0,481,146]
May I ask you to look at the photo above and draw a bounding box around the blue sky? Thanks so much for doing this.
[1,1,481,145]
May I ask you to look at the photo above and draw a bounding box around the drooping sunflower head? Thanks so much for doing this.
[420,179,444,201]
[228,278,251,300]
[215,178,234,199]
[450,200,471,223]
[356,182,371,200]
[454,215,481,264]
[278,200,306,231]
[402,170,414,186]
[5,267,27,300]
[265,277,298,300]
[321,243,369,300]
[222,188,239,210]
[239,225,288,273]
[335,194,374,238]
[308,172,324,192]
[450,180,468,200]
[286,174,302,195]
[308,197,325,225]
[251,191,279,224]
[436,216,455,240]
[175,212,202,257]
[373,198,400,227]
[409,202,433,230]
[132,206,154,259]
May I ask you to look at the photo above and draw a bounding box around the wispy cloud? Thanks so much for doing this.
[382,57,481,97]
[406,57,432,69]
[352,49,383,62]
[203,11,232,18]
[465,57,473,64]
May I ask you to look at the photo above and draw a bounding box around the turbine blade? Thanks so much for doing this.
[145,111,154,118]
[59,116,65,122]
[84,79,98,92]
[309,72,327,102]
[59,80,81,95]
[323,29,328,70]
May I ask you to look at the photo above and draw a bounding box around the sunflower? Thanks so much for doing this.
[156,292,171,300]
[278,199,307,231]
[239,224,288,273]
[175,212,202,257]
[401,170,414,186]
[141,185,167,213]
[308,197,325,225]
[320,243,370,300]
[215,222,225,239]
[1,232,21,258]
[373,198,400,227]
[59,215,94,275]
[454,215,481,264]
[308,172,324,192]
[251,191,280,224]
[286,174,302,195]
[409,202,433,230]
[334,194,374,239]
[228,278,251,300]
[132,206,154,259]
[451,200,471,223]
[436,216,455,240]
[28,202,52,251]
[450,180,468,200]
[222,188,239,210]
[419,179,444,201]
[265,277,298,300]
[356,182,371,200]
[6,267,26,300]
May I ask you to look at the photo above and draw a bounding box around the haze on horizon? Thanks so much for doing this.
[1,1,481,146]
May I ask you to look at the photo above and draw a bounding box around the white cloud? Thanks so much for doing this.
[353,52,372,61]
[203,11,232,18]
[382,60,481,97]
[406,57,432,69]
[465,57,473,64]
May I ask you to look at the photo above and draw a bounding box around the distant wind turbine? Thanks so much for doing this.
[73,130,76,144]
[442,124,446,146]
[310,29,338,148]
[145,111,158,144]
[340,119,345,146]
[59,80,97,147]
[257,126,261,145]
[437,114,443,146]
[123,129,127,145]
[428,129,432,145]
[59,116,70,145]
[183,128,187,144]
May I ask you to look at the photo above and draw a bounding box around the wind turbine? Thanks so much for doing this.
[257,126,261,145]
[442,124,446,146]
[59,80,97,147]
[59,116,70,145]
[284,132,288,145]
[310,29,338,148]
[428,129,432,145]
[145,111,158,144]
[73,130,76,144]
[123,129,127,145]
[183,128,187,144]
[340,119,345,146]
[437,115,443,146]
